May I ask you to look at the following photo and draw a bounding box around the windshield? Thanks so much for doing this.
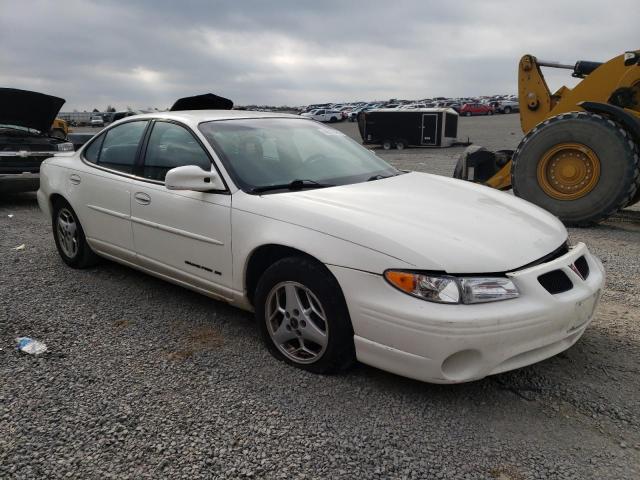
[199,118,398,193]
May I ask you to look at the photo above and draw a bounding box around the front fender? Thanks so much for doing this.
[231,208,413,295]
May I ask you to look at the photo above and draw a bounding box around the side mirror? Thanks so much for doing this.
[165,165,225,192]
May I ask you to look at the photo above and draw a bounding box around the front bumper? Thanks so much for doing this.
[329,242,604,383]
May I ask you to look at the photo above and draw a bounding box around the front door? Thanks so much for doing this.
[421,113,438,146]
[130,120,233,298]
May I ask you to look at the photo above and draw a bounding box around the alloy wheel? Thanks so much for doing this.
[265,281,329,364]
[56,207,79,258]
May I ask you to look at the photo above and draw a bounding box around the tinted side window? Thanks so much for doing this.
[142,122,211,181]
[97,121,148,174]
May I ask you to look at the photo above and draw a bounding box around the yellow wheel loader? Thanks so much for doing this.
[50,118,70,139]
[454,50,640,226]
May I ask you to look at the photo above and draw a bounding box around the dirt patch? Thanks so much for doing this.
[165,325,223,361]
[112,319,131,329]
[489,465,525,480]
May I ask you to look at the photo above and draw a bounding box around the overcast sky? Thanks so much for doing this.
[1,1,636,111]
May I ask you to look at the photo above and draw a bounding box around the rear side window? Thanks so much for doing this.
[141,122,211,181]
[95,121,148,174]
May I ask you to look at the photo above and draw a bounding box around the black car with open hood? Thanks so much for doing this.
[0,88,74,193]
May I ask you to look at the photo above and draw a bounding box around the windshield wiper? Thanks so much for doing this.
[251,179,335,194]
[367,172,402,181]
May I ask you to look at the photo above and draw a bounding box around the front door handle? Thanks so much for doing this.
[69,174,81,185]
[134,192,151,205]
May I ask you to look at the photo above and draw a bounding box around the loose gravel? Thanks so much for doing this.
[1,116,639,479]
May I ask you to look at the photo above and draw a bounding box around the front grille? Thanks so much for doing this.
[574,255,590,279]
[538,270,573,294]
[0,156,47,174]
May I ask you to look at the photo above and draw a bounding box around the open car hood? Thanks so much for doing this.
[170,93,233,111]
[0,88,65,133]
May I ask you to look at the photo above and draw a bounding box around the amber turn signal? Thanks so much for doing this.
[384,271,417,293]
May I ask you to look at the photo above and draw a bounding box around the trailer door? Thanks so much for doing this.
[421,113,438,146]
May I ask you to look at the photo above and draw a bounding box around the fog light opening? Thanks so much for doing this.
[441,349,483,381]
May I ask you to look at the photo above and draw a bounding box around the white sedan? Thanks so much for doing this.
[300,109,342,123]
[37,110,604,383]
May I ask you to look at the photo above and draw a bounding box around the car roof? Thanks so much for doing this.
[123,109,302,126]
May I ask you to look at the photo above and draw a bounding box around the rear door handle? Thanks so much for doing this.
[69,174,81,185]
[134,192,151,205]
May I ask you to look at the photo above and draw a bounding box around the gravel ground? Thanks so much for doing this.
[1,115,639,479]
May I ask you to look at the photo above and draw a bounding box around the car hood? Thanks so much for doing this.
[248,172,567,273]
[0,88,65,133]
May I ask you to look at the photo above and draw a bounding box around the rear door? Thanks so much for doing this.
[67,120,149,261]
[129,120,233,297]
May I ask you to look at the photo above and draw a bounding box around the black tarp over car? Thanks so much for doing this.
[170,93,233,111]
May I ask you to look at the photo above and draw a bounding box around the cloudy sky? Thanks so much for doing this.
[1,1,636,111]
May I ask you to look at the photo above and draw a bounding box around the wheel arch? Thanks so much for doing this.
[244,244,330,307]
[49,193,69,216]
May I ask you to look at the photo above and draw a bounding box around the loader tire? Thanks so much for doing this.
[511,111,640,226]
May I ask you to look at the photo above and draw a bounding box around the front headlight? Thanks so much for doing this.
[384,271,519,304]
[56,142,74,152]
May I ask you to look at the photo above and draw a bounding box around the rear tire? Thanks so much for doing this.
[52,201,100,268]
[254,257,355,374]
[396,140,406,150]
[504,107,512,114]
[465,112,472,117]
[382,140,393,150]
[512,112,640,226]
[487,110,493,116]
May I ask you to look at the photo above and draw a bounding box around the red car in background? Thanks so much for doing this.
[460,103,494,116]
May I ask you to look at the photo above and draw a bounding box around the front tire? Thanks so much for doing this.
[52,201,99,268]
[465,112,472,117]
[504,106,512,114]
[382,140,393,150]
[254,257,355,374]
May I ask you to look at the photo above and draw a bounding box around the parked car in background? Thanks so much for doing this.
[300,109,342,122]
[399,103,430,110]
[460,103,494,116]
[0,88,74,193]
[496,99,519,114]
[90,115,105,127]
[38,110,604,384]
